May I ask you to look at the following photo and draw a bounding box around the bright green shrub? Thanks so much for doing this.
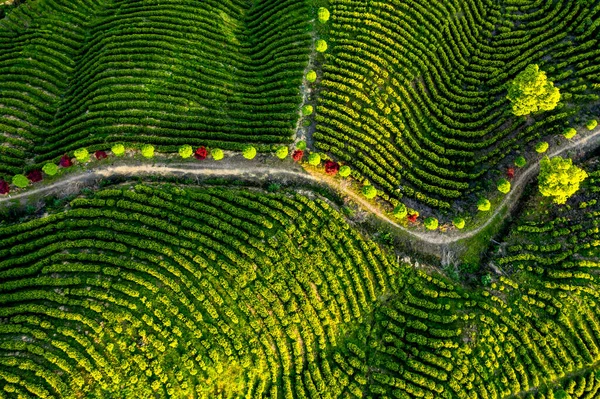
[12,174,29,188]
[316,40,327,53]
[308,153,321,166]
[497,178,511,194]
[318,7,330,23]
[515,156,527,168]
[42,163,58,176]
[424,217,439,230]
[339,165,351,177]
[453,217,465,229]
[211,148,224,161]
[535,142,549,153]
[297,140,307,150]
[141,144,155,158]
[112,144,125,156]
[242,145,257,160]
[563,128,577,139]
[302,105,313,116]
[275,146,288,160]
[179,144,193,159]
[477,198,491,211]
[393,203,408,219]
[587,119,598,130]
[306,70,317,83]
[362,185,377,199]
[74,148,89,162]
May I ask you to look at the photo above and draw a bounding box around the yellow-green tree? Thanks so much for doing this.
[538,156,588,204]
[506,64,560,116]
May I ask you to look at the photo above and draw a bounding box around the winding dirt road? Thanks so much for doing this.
[1,127,600,246]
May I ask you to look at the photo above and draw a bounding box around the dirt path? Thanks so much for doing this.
[2,128,600,247]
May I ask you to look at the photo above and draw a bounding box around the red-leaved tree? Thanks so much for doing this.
[95,150,108,160]
[27,170,42,183]
[407,214,418,223]
[0,180,9,195]
[292,150,304,162]
[324,160,340,175]
[195,146,208,160]
[507,167,515,179]
[60,155,72,167]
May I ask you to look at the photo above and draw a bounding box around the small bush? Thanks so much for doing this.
[242,145,257,160]
[393,204,407,219]
[275,146,288,160]
[424,217,439,230]
[587,119,598,130]
[318,7,330,23]
[362,185,377,199]
[453,217,465,229]
[302,105,313,116]
[27,170,42,183]
[316,39,328,53]
[292,150,304,162]
[179,144,193,159]
[195,146,208,160]
[112,144,125,156]
[60,155,72,167]
[514,156,527,167]
[12,174,29,188]
[74,148,89,162]
[0,180,9,195]
[535,141,549,153]
[211,148,224,161]
[477,198,491,211]
[141,144,155,158]
[497,178,511,194]
[324,160,340,175]
[339,165,351,177]
[306,70,317,83]
[308,153,321,166]
[296,140,307,150]
[95,150,107,160]
[563,127,577,139]
[42,163,58,176]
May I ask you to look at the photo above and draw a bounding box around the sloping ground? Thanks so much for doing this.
[315,0,600,211]
[0,0,311,179]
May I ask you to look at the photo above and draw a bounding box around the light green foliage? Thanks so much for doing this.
[211,148,224,161]
[12,174,29,188]
[112,144,125,156]
[317,7,330,23]
[242,145,257,160]
[563,128,577,139]
[538,156,588,204]
[42,163,58,176]
[296,140,307,150]
[316,39,327,53]
[306,70,317,83]
[587,119,598,130]
[497,178,511,194]
[477,198,491,211]
[302,105,313,116]
[453,217,465,229]
[362,185,377,199]
[515,156,527,168]
[535,141,549,153]
[308,153,321,166]
[506,64,560,116]
[178,144,193,159]
[339,165,351,177]
[481,274,492,286]
[275,146,288,160]
[392,203,407,219]
[424,217,439,230]
[141,144,155,158]
[73,148,89,162]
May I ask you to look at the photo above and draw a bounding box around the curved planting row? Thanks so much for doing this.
[0,182,397,398]
[0,0,312,178]
[313,0,600,214]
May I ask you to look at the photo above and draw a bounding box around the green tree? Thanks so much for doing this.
[424,217,439,231]
[497,178,511,194]
[141,144,155,158]
[554,390,571,399]
[302,105,313,116]
[211,148,224,161]
[453,217,465,229]
[308,153,321,166]
[563,127,577,139]
[587,119,598,130]
[179,144,193,159]
[42,163,58,176]
[112,143,125,156]
[506,64,560,116]
[339,165,351,177]
[316,39,328,53]
[12,174,29,188]
[535,141,549,153]
[392,203,407,219]
[242,145,257,160]
[362,185,377,199]
[477,198,491,211]
[296,140,307,150]
[74,148,89,162]
[515,156,527,168]
[481,274,492,286]
[318,7,330,23]
[306,70,317,83]
[538,156,588,204]
[275,146,288,160]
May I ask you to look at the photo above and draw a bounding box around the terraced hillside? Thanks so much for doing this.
[314,0,600,211]
[0,0,311,178]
